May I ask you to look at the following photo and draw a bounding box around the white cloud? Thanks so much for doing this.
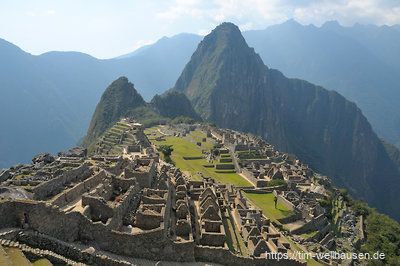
[47,10,56,16]
[156,0,400,29]
[198,28,210,35]
[239,22,253,31]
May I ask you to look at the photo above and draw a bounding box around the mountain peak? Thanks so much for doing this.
[213,22,241,33]
[281,18,301,27]
[201,22,247,50]
[322,20,342,30]
[83,76,145,147]
[173,22,265,120]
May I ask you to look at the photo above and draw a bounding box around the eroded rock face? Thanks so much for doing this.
[0,169,11,182]
[0,187,33,200]
[32,153,55,165]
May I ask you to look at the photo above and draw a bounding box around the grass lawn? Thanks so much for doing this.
[151,134,251,187]
[222,216,248,256]
[243,192,295,221]
[191,130,206,139]
[33,258,53,266]
[4,248,31,266]
[0,246,12,266]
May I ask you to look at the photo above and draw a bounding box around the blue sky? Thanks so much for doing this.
[1,0,399,59]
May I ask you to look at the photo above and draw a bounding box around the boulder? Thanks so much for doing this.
[32,153,55,164]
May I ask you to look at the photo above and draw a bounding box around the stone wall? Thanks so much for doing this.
[32,163,92,200]
[277,194,296,211]
[15,230,133,265]
[194,245,304,266]
[51,170,107,207]
[0,200,195,262]
[0,201,19,227]
[182,156,204,160]
[215,164,234,170]
[291,214,328,235]
[277,213,302,224]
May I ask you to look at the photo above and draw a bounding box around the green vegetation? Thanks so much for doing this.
[85,77,201,150]
[150,132,251,187]
[335,189,400,264]
[84,77,146,147]
[171,116,195,124]
[0,246,11,265]
[33,258,53,266]
[360,210,400,265]
[4,247,31,266]
[125,106,164,127]
[150,90,201,122]
[301,230,317,239]
[267,179,288,188]
[158,145,174,164]
[243,192,295,221]
[222,212,248,256]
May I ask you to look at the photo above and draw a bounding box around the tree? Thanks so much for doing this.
[159,145,174,164]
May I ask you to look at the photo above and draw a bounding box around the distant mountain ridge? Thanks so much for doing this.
[0,34,201,168]
[173,22,400,221]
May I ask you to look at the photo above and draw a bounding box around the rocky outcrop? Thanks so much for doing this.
[32,153,55,165]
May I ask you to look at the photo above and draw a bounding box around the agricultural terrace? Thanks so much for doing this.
[147,127,251,187]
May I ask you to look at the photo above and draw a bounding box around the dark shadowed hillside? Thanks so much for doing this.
[243,20,400,147]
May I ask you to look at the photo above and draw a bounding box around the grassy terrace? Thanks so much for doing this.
[33,258,53,266]
[3,247,31,266]
[222,211,248,256]
[243,192,295,221]
[150,133,251,187]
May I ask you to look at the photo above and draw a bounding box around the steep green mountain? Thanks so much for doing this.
[84,77,147,147]
[174,22,400,221]
[84,77,200,149]
[243,20,400,147]
[150,90,201,121]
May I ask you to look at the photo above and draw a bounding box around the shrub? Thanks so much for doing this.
[267,179,288,188]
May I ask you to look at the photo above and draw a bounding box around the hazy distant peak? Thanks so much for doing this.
[0,38,28,56]
[322,20,341,29]
[281,18,301,27]
[38,50,97,60]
